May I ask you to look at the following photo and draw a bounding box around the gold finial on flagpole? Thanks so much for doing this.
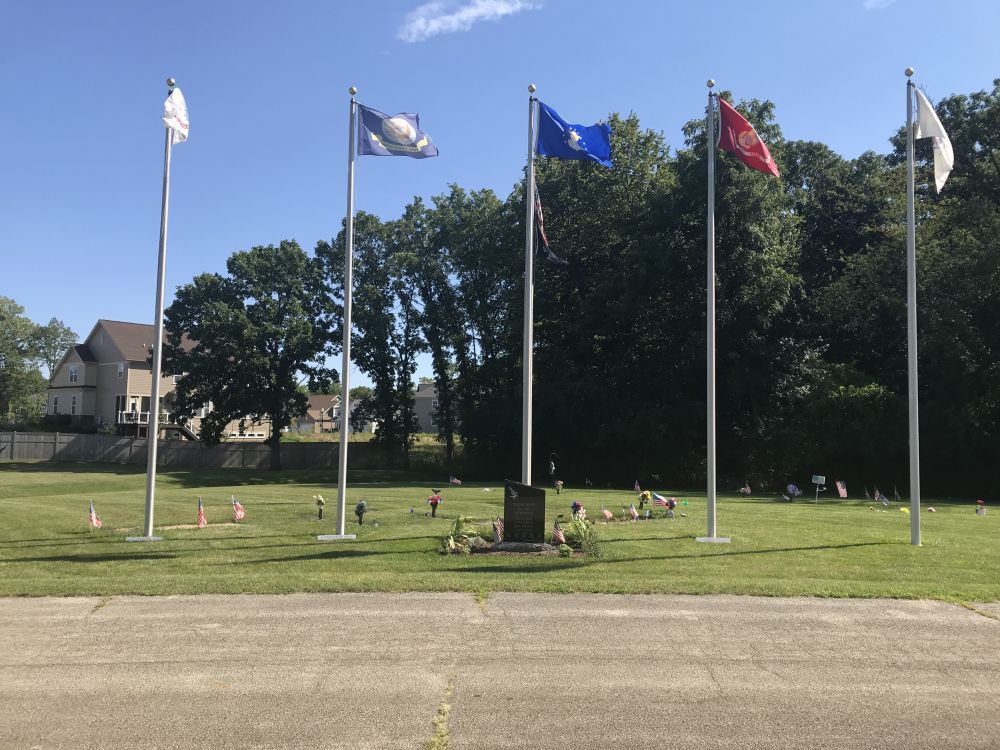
[707,79,715,88]
[905,67,914,78]
[528,84,536,93]
[167,78,176,88]
[349,86,358,96]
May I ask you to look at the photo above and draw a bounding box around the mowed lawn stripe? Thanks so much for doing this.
[0,462,996,601]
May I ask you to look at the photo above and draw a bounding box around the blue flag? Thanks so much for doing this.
[358,105,438,158]
[536,102,611,167]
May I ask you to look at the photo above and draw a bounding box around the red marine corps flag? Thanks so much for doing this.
[717,97,780,178]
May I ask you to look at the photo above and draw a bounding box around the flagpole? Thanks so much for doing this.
[132,78,177,543]
[905,67,921,546]
[698,79,728,545]
[322,86,359,542]
[521,83,537,486]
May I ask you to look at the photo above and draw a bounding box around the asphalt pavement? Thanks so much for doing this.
[1,592,998,749]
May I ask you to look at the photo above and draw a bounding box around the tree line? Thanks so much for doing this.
[161,81,999,491]
[0,297,76,424]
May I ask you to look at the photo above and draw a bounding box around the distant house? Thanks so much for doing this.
[288,394,375,435]
[289,394,339,434]
[45,319,269,440]
[413,382,439,434]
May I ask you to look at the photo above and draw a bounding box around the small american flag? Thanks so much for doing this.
[894,486,901,502]
[865,486,872,501]
[88,501,103,529]
[601,507,614,521]
[634,480,641,492]
[493,519,503,544]
[585,477,593,487]
[232,496,245,521]
[652,493,669,508]
[552,517,566,544]
[449,476,462,486]
[835,481,847,498]
[496,517,504,536]
[629,503,639,521]
[875,488,888,506]
[197,498,207,528]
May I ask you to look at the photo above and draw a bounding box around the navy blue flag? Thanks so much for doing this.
[358,105,438,158]
[536,102,611,167]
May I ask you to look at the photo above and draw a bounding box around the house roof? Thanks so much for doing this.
[415,383,437,398]
[91,319,195,362]
[71,344,97,362]
[306,394,339,412]
[97,320,157,362]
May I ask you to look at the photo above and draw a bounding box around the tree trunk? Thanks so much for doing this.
[268,433,282,471]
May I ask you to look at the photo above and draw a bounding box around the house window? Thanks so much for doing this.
[117,364,124,379]
[432,399,439,409]
[52,397,59,414]
[173,374,181,384]
[68,366,79,383]
[71,396,77,415]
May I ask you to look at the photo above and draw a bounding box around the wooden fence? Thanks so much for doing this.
[0,432,389,469]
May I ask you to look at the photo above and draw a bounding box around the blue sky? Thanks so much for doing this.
[2,0,997,385]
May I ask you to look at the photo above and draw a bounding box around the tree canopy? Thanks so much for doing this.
[162,240,340,469]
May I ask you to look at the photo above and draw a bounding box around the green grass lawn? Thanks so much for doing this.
[0,462,996,602]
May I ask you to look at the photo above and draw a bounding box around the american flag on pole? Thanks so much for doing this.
[232,496,246,521]
[449,476,462,486]
[197,498,207,528]
[88,501,103,529]
[629,503,640,521]
[552,517,566,544]
[534,188,569,267]
[634,480,641,492]
[601,507,614,521]
[835,481,847,499]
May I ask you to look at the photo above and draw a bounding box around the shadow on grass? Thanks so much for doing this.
[0,461,147,476]
[602,540,897,565]
[450,561,583,574]
[0,461,443,488]
[241,548,396,564]
[7,551,179,563]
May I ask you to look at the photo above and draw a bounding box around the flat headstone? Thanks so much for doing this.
[503,480,546,544]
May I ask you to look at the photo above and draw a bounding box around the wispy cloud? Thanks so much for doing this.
[863,0,898,9]
[398,0,538,43]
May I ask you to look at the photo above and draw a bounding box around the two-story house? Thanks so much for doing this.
[288,394,340,434]
[46,319,232,439]
[413,382,439,434]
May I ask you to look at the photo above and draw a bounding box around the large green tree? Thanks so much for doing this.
[320,212,423,461]
[0,297,48,422]
[33,318,78,378]
[162,241,340,469]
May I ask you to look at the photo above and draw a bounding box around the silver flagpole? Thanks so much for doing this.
[322,87,359,542]
[698,79,729,544]
[905,67,921,545]
[131,78,177,543]
[521,84,537,486]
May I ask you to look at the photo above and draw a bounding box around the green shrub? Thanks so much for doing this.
[568,516,604,559]
[558,544,573,558]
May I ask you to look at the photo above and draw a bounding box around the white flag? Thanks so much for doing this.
[163,88,189,145]
[914,88,953,192]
